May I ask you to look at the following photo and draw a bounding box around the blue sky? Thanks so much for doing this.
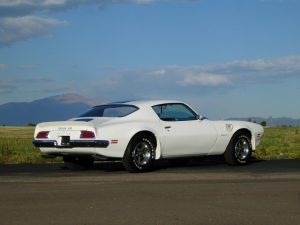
[0,0,300,119]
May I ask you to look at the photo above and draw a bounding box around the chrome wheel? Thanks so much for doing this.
[234,137,251,162]
[224,133,252,166]
[123,135,156,172]
[132,141,152,166]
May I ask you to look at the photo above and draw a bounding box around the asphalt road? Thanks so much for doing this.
[0,159,299,225]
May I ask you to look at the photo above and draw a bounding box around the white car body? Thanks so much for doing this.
[33,100,264,172]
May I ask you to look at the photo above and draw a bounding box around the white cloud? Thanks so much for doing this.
[218,56,300,73]
[38,87,74,94]
[0,0,154,45]
[198,55,300,86]
[12,77,55,83]
[18,64,40,70]
[0,16,67,45]
[171,0,201,3]
[0,81,16,94]
[259,0,285,2]
[179,73,231,86]
[0,0,155,17]
[147,69,167,76]
[0,77,56,95]
[0,64,7,70]
[85,55,300,100]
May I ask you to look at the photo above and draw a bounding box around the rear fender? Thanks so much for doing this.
[97,121,163,159]
[127,130,162,160]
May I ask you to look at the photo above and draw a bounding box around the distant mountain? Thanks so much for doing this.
[227,117,300,127]
[1,94,299,126]
[0,93,106,126]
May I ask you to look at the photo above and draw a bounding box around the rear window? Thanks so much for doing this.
[79,104,138,118]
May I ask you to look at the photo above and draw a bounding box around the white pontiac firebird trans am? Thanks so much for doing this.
[33,100,264,172]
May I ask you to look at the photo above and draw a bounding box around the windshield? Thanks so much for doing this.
[79,104,139,118]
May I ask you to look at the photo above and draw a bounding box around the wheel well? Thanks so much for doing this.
[130,131,157,149]
[234,128,252,139]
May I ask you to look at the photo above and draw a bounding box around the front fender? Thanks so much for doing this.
[227,121,264,150]
[209,120,264,154]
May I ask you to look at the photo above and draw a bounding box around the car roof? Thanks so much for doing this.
[91,99,199,119]
[122,99,184,108]
[94,99,188,110]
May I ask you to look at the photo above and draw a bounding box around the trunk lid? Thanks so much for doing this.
[34,121,97,146]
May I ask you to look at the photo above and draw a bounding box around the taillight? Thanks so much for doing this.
[80,131,95,139]
[36,131,49,139]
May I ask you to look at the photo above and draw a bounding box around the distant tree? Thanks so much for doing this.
[248,118,252,122]
[27,123,36,127]
[260,121,267,127]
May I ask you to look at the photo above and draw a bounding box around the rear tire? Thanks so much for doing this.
[224,133,252,165]
[123,135,156,173]
[63,155,94,170]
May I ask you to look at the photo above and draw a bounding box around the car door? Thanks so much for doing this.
[153,103,218,157]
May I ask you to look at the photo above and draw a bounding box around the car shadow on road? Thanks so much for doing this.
[52,156,300,175]
[0,157,299,176]
[90,158,219,172]
[91,156,228,172]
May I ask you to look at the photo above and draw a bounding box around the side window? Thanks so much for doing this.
[152,103,198,121]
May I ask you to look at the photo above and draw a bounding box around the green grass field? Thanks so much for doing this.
[0,126,60,164]
[0,126,299,164]
[254,127,300,160]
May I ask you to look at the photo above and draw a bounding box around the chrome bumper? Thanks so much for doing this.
[33,140,110,148]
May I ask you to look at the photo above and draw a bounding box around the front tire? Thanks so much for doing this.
[224,133,252,165]
[123,135,156,173]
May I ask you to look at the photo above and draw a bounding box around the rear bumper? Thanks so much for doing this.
[33,140,110,148]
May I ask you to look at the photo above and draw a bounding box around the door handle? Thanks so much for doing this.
[164,126,171,129]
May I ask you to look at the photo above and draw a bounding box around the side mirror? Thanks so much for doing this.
[199,115,207,120]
